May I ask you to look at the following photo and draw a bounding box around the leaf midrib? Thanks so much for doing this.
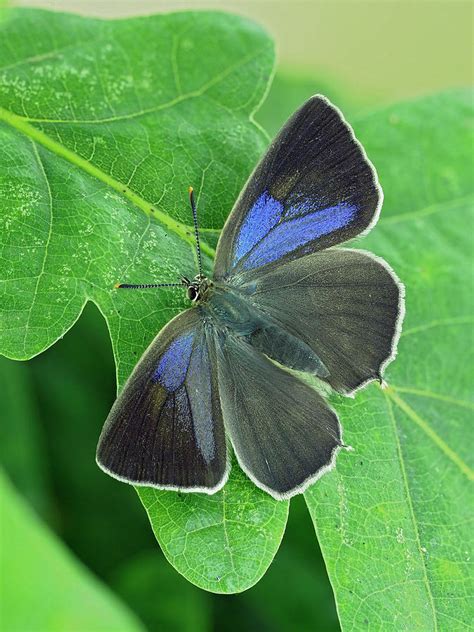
[0,38,271,261]
[0,105,216,258]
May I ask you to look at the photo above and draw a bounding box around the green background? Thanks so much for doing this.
[1,2,472,631]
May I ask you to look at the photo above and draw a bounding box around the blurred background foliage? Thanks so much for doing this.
[1,1,472,631]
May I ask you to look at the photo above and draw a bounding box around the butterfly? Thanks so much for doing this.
[96,95,404,500]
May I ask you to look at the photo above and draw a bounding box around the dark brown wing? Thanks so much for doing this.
[97,308,228,492]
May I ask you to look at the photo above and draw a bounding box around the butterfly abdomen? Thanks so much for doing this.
[249,324,329,378]
[206,285,262,336]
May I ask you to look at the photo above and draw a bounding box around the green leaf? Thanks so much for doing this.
[0,469,145,631]
[305,89,474,629]
[139,463,288,593]
[0,7,273,368]
[0,7,288,594]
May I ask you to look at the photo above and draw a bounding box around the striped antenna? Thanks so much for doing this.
[114,282,184,290]
[188,187,203,276]
[113,187,201,291]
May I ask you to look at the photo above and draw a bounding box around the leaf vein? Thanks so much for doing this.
[385,387,474,480]
[384,392,439,631]
[0,106,216,260]
[23,141,54,355]
[379,194,473,226]
[12,46,268,125]
[391,385,474,410]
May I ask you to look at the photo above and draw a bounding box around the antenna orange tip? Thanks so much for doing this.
[114,282,122,289]
[188,186,193,194]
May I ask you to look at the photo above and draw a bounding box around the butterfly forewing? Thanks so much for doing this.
[213,94,403,395]
[214,95,381,281]
[96,308,228,492]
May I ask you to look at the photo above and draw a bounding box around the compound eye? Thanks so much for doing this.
[187,286,198,302]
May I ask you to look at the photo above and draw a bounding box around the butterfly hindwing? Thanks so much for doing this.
[96,308,228,492]
[241,248,404,394]
[215,332,342,499]
[214,95,381,280]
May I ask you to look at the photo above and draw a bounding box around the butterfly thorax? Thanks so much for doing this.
[205,285,330,377]
[205,285,261,336]
[183,274,213,303]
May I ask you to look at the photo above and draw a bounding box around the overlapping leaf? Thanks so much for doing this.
[304,90,473,629]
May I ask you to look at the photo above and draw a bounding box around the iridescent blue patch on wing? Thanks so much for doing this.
[285,198,317,218]
[187,340,215,463]
[241,202,357,270]
[233,191,283,263]
[152,332,194,391]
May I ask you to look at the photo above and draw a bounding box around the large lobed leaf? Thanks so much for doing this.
[0,8,287,594]
[304,89,473,629]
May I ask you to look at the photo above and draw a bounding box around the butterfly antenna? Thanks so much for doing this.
[114,282,185,290]
[113,187,203,290]
[188,187,203,276]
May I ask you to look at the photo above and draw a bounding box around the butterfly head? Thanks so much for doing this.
[181,274,213,304]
